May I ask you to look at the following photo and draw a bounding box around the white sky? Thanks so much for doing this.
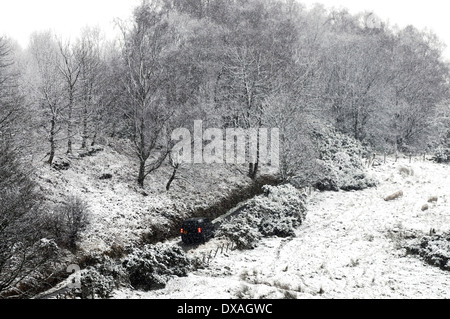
[0,0,450,58]
[0,0,140,47]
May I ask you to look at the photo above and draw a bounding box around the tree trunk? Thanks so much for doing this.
[91,131,97,147]
[81,102,88,149]
[166,166,178,191]
[67,92,74,154]
[354,110,359,140]
[248,129,260,180]
[138,159,146,188]
[137,112,147,188]
[48,115,56,165]
[248,161,259,180]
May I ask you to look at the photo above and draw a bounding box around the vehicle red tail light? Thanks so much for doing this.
[180,228,184,234]
[198,227,202,233]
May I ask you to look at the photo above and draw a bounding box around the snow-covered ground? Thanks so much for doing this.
[33,142,250,255]
[112,156,450,299]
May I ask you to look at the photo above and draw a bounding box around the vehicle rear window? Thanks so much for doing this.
[182,221,199,229]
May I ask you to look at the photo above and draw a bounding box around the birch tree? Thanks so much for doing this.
[28,32,64,165]
[57,39,84,154]
[77,28,103,149]
[118,1,174,187]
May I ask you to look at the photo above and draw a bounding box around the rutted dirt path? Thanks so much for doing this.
[113,158,450,299]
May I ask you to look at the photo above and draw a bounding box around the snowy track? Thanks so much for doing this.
[113,158,450,299]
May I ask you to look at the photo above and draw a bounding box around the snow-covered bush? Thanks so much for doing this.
[406,233,450,271]
[314,126,369,161]
[305,126,377,191]
[219,214,262,250]
[257,185,306,236]
[332,152,377,191]
[72,243,193,295]
[121,243,192,291]
[46,196,90,251]
[433,147,450,164]
[217,184,307,249]
[80,267,115,299]
[96,256,129,286]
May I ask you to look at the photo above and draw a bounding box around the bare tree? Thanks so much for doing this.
[211,0,314,180]
[0,39,14,132]
[0,39,58,297]
[77,27,104,149]
[28,32,65,165]
[262,91,319,182]
[118,1,175,187]
[388,26,450,150]
[57,39,84,155]
[0,37,24,139]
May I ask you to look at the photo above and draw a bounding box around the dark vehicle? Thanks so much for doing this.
[180,217,214,244]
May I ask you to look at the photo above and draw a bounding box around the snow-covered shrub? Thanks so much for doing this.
[433,147,450,163]
[260,216,297,238]
[406,233,450,271]
[80,267,115,299]
[314,126,369,161]
[217,184,307,249]
[96,256,129,287]
[218,215,262,250]
[121,243,192,291]
[257,185,306,236]
[329,152,377,191]
[47,196,90,251]
[72,243,192,295]
[312,160,340,191]
[307,126,377,191]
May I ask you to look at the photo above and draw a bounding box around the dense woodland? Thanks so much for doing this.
[1,0,450,297]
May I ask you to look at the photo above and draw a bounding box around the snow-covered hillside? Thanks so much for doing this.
[33,141,252,255]
[112,156,450,299]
